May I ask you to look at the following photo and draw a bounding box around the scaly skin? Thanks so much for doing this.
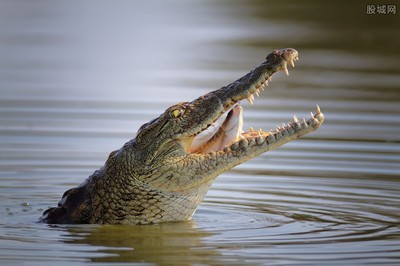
[40,48,324,225]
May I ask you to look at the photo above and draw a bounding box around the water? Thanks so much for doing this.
[1,1,399,265]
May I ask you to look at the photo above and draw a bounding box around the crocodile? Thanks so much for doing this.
[40,48,324,225]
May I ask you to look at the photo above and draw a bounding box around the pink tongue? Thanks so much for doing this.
[189,105,243,153]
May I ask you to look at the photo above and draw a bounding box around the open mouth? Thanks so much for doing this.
[189,104,244,154]
[186,50,323,155]
[189,102,322,155]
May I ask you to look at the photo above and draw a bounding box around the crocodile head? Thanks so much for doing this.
[132,48,324,191]
[41,48,324,225]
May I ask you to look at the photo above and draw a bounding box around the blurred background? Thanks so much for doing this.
[0,1,399,265]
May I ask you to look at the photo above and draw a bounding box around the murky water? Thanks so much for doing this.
[1,1,399,265]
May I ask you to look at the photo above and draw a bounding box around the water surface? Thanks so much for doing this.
[1,1,399,265]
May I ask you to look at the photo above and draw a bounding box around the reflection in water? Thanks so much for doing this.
[65,222,220,265]
[0,0,400,265]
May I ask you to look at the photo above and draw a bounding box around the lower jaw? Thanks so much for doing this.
[188,103,324,155]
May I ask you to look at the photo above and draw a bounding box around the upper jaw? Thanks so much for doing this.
[182,48,299,144]
[230,48,299,107]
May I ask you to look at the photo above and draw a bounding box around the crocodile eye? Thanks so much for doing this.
[171,109,182,119]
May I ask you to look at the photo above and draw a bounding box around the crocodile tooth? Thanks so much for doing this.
[293,115,299,123]
[294,121,301,130]
[269,130,274,137]
[316,104,321,114]
[255,89,260,97]
[247,94,255,105]
[290,59,295,67]
[256,136,263,145]
[284,66,289,76]
[302,118,308,129]
[310,111,314,118]
[250,127,255,132]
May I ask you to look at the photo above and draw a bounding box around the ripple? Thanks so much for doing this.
[201,172,400,251]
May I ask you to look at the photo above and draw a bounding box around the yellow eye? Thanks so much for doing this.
[171,109,181,118]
